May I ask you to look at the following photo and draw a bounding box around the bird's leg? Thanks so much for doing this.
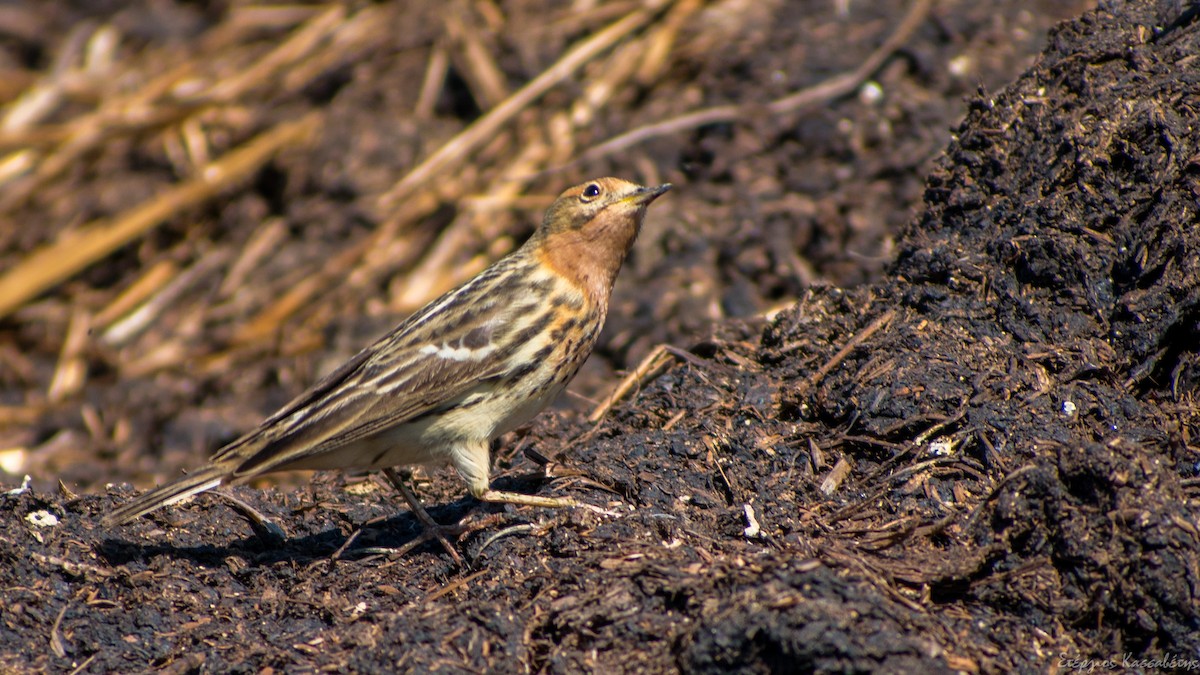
[454,440,617,515]
[381,467,465,565]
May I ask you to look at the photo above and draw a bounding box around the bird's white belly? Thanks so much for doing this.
[297,378,568,472]
[425,376,568,446]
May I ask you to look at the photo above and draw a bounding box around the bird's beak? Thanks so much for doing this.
[626,183,672,205]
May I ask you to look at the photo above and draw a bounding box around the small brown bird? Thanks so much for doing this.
[104,178,671,530]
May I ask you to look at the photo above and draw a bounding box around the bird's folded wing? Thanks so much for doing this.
[213,321,506,476]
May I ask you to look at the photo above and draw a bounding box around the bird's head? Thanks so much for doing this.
[532,177,672,302]
[540,178,671,240]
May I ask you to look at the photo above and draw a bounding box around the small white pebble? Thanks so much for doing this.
[5,474,31,496]
[25,510,58,528]
[929,439,954,456]
[1062,400,1077,417]
[742,504,761,538]
[948,54,973,78]
[859,81,884,105]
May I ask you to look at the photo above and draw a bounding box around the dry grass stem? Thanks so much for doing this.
[376,4,661,212]
[0,114,319,320]
[588,344,674,423]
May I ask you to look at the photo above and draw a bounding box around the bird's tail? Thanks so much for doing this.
[102,464,230,526]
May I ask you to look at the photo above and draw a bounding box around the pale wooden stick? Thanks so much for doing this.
[415,44,450,120]
[588,344,673,423]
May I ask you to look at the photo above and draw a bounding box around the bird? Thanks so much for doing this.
[103,177,672,534]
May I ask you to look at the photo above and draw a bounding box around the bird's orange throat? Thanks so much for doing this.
[536,217,641,303]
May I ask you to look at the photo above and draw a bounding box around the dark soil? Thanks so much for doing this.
[5,0,1200,673]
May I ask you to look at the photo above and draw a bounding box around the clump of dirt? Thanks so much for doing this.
[6,1,1199,674]
[769,0,1200,657]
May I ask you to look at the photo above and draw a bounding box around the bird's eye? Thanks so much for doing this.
[580,183,602,201]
